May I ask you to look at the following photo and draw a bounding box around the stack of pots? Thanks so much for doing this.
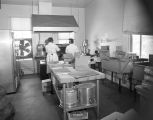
[0,86,15,120]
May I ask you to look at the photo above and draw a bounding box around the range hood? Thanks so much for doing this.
[32,14,79,32]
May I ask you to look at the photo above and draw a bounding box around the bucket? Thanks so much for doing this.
[76,83,96,105]
[59,88,78,108]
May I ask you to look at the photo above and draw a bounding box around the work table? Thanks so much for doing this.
[48,64,105,120]
[50,66,105,84]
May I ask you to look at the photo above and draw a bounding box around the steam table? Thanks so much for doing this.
[48,64,105,120]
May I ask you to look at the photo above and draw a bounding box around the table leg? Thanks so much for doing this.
[103,69,106,78]
[119,78,121,93]
[111,72,113,83]
[134,86,137,102]
[50,72,55,94]
[63,84,67,120]
[114,72,117,82]
[129,73,133,92]
[97,80,100,120]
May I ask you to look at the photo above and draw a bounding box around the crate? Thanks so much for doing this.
[68,110,88,120]
[42,79,51,93]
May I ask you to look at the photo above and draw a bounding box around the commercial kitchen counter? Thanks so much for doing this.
[102,58,133,92]
[48,64,105,120]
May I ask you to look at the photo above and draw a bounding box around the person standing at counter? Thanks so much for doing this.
[66,38,79,56]
[65,38,79,65]
[45,37,60,65]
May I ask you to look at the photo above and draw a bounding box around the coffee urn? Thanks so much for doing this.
[37,44,45,57]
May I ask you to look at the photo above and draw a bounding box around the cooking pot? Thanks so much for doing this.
[76,83,96,105]
[59,88,78,108]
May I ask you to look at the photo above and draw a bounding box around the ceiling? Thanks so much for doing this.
[1,0,93,8]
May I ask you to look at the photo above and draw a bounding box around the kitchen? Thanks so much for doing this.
[0,0,153,120]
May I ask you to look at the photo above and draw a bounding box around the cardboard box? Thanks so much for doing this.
[68,110,88,120]
[42,79,51,92]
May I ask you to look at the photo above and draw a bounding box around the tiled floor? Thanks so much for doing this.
[9,74,140,120]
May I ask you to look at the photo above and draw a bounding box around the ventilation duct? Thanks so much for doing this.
[32,1,78,32]
[32,14,79,32]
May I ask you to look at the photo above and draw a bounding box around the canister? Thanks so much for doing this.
[37,44,45,56]
[76,83,96,105]
[60,88,78,108]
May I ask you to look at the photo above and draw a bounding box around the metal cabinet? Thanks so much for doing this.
[0,30,19,93]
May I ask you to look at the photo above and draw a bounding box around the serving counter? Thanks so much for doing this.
[102,58,133,92]
[48,64,105,120]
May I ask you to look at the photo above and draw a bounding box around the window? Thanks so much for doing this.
[132,35,140,57]
[58,32,75,44]
[132,34,153,58]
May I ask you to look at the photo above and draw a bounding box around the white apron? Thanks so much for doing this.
[47,53,58,63]
[46,53,59,73]
[45,42,60,73]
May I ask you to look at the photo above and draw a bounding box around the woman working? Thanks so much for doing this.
[45,37,60,65]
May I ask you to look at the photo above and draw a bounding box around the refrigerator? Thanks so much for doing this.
[0,30,19,93]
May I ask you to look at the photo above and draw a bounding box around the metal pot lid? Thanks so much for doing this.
[76,83,96,89]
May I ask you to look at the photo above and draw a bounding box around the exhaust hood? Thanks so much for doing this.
[32,14,79,32]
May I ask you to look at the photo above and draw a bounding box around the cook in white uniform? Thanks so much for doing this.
[66,38,79,57]
[45,37,60,73]
[65,39,79,67]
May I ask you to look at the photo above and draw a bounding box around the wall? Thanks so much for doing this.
[0,4,33,30]
[123,0,153,34]
[85,0,153,55]
[85,0,127,55]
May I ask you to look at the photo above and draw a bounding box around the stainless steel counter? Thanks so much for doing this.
[49,65,105,120]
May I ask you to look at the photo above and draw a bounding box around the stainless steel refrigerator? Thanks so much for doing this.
[0,30,19,93]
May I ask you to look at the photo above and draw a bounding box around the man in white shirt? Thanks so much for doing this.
[65,39,79,65]
[65,38,79,56]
